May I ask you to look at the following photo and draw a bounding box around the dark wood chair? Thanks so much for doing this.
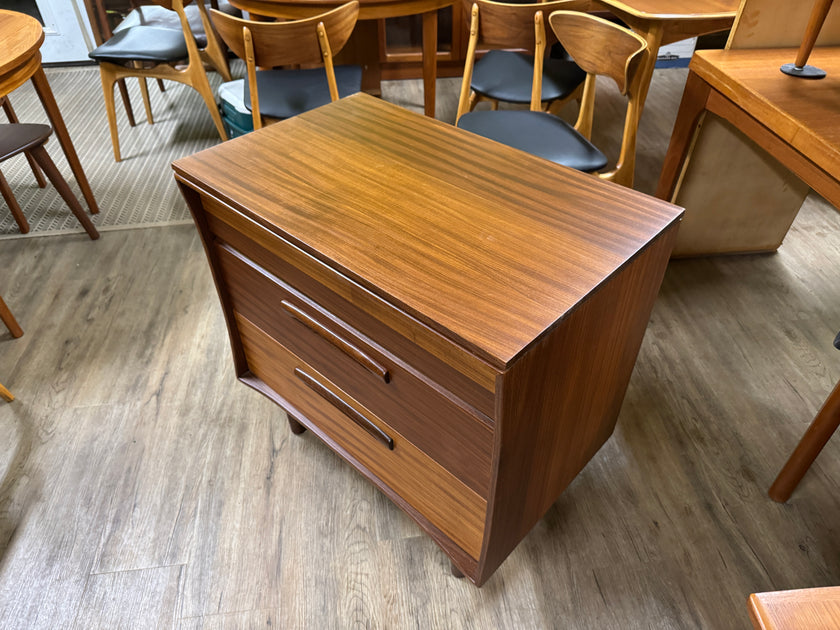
[456,6,648,188]
[769,331,840,502]
[88,0,229,162]
[0,124,99,239]
[210,1,362,131]
[0,293,22,403]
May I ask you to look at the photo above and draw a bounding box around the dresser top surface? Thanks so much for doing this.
[173,94,682,366]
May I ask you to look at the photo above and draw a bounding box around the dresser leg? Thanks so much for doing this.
[450,562,465,579]
[287,414,307,435]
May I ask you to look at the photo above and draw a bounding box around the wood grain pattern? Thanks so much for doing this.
[2,72,840,628]
[749,587,840,630]
[173,93,680,370]
[235,312,488,559]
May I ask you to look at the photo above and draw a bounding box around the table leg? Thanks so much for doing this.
[655,70,711,201]
[636,22,664,117]
[30,67,100,215]
[422,9,438,118]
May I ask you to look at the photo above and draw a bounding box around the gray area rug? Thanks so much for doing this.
[0,64,226,238]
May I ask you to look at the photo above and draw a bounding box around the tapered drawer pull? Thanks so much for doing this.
[281,300,390,383]
[294,368,395,450]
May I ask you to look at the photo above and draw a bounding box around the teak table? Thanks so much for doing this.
[657,47,840,256]
[173,94,683,585]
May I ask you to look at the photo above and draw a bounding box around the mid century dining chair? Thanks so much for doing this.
[464,0,588,115]
[768,330,840,502]
[86,0,241,128]
[0,293,22,403]
[89,0,228,162]
[210,1,362,131]
[0,123,99,239]
[456,6,648,188]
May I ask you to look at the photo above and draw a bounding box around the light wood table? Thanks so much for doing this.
[593,0,738,113]
[229,0,452,117]
[749,587,840,630]
[656,46,840,256]
[0,10,99,215]
[173,93,682,585]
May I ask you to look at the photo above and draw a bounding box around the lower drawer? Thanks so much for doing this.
[235,312,487,560]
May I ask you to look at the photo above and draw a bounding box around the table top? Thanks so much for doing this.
[229,0,452,19]
[749,587,840,630]
[594,0,738,22]
[0,10,44,78]
[173,93,681,367]
[691,47,840,191]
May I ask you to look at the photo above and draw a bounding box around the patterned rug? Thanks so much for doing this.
[0,64,226,239]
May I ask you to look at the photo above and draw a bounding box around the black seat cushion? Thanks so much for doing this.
[471,49,585,104]
[113,1,241,48]
[244,66,363,120]
[834,330,840,350]
[89,25,188,63]
[457,110,607,172]
[0,124,52,162]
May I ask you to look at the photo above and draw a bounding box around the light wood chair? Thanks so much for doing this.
[456,5,648,188]
[0,293,22,403]
[89,0,228,162]
[769,331,840,502]
[210,1,361,131]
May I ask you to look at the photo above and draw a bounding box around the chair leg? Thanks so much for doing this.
[157,79,166,93]
[190,66,228,141]
[0,382,12,403]
[99,67,122,162]
[0,294,23,338]
[28,144,99,240]
[1,97,47,187]
[116,78,137,127]
[769,379,840,502]
[0,169,30,234]
[138,76,154,125]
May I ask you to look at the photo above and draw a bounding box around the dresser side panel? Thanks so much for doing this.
[477,224,680,584]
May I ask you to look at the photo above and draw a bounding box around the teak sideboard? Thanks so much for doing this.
[173,94,683,585]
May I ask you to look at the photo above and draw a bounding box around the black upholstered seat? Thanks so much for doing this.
[470,49,585,105]
[113,0,240,49]
[243,66,363,120]
[89,26,188,64]
[457,109,606,171]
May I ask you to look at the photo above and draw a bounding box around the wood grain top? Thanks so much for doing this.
[593,0,738,22]
[749,587,840,630]
[691,47,840,188]
[0,10,44,77]
[228,0,453,20]
[173,93,681,368]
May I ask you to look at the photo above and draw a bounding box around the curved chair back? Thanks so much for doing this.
[211,2,359,68]
[457,0,586,121]
[549,10,648,187]
[211,2,360,129]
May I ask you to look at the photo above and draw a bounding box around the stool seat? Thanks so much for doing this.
[0,123,51,161]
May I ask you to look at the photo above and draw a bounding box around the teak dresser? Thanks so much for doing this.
[172,93,683,585]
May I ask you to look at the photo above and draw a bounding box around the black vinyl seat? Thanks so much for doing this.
[89,26,188,63]
[457,109,606,171]
[113,0,240,49]
[469,48,585,107]
[0,124,99,239]
[243,66,363,120]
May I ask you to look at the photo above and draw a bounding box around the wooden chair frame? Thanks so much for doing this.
[95,0,228,161]
[548,10,648,187]
[0,293,22,403]
[210,1,360,130]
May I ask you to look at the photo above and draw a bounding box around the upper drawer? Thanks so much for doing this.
[201,194,499,418]
[215,242,494,498]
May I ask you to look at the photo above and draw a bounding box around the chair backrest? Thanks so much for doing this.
[548,10,647,187]
[456,0,587,121]
[211,1,360,129]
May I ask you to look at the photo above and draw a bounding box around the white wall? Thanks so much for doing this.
[36,0,96,63]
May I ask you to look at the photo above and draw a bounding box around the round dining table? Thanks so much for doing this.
[0,9,99,215]
[228,0,454,117]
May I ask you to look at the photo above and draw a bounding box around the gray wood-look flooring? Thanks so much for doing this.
[1,68,839,629]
